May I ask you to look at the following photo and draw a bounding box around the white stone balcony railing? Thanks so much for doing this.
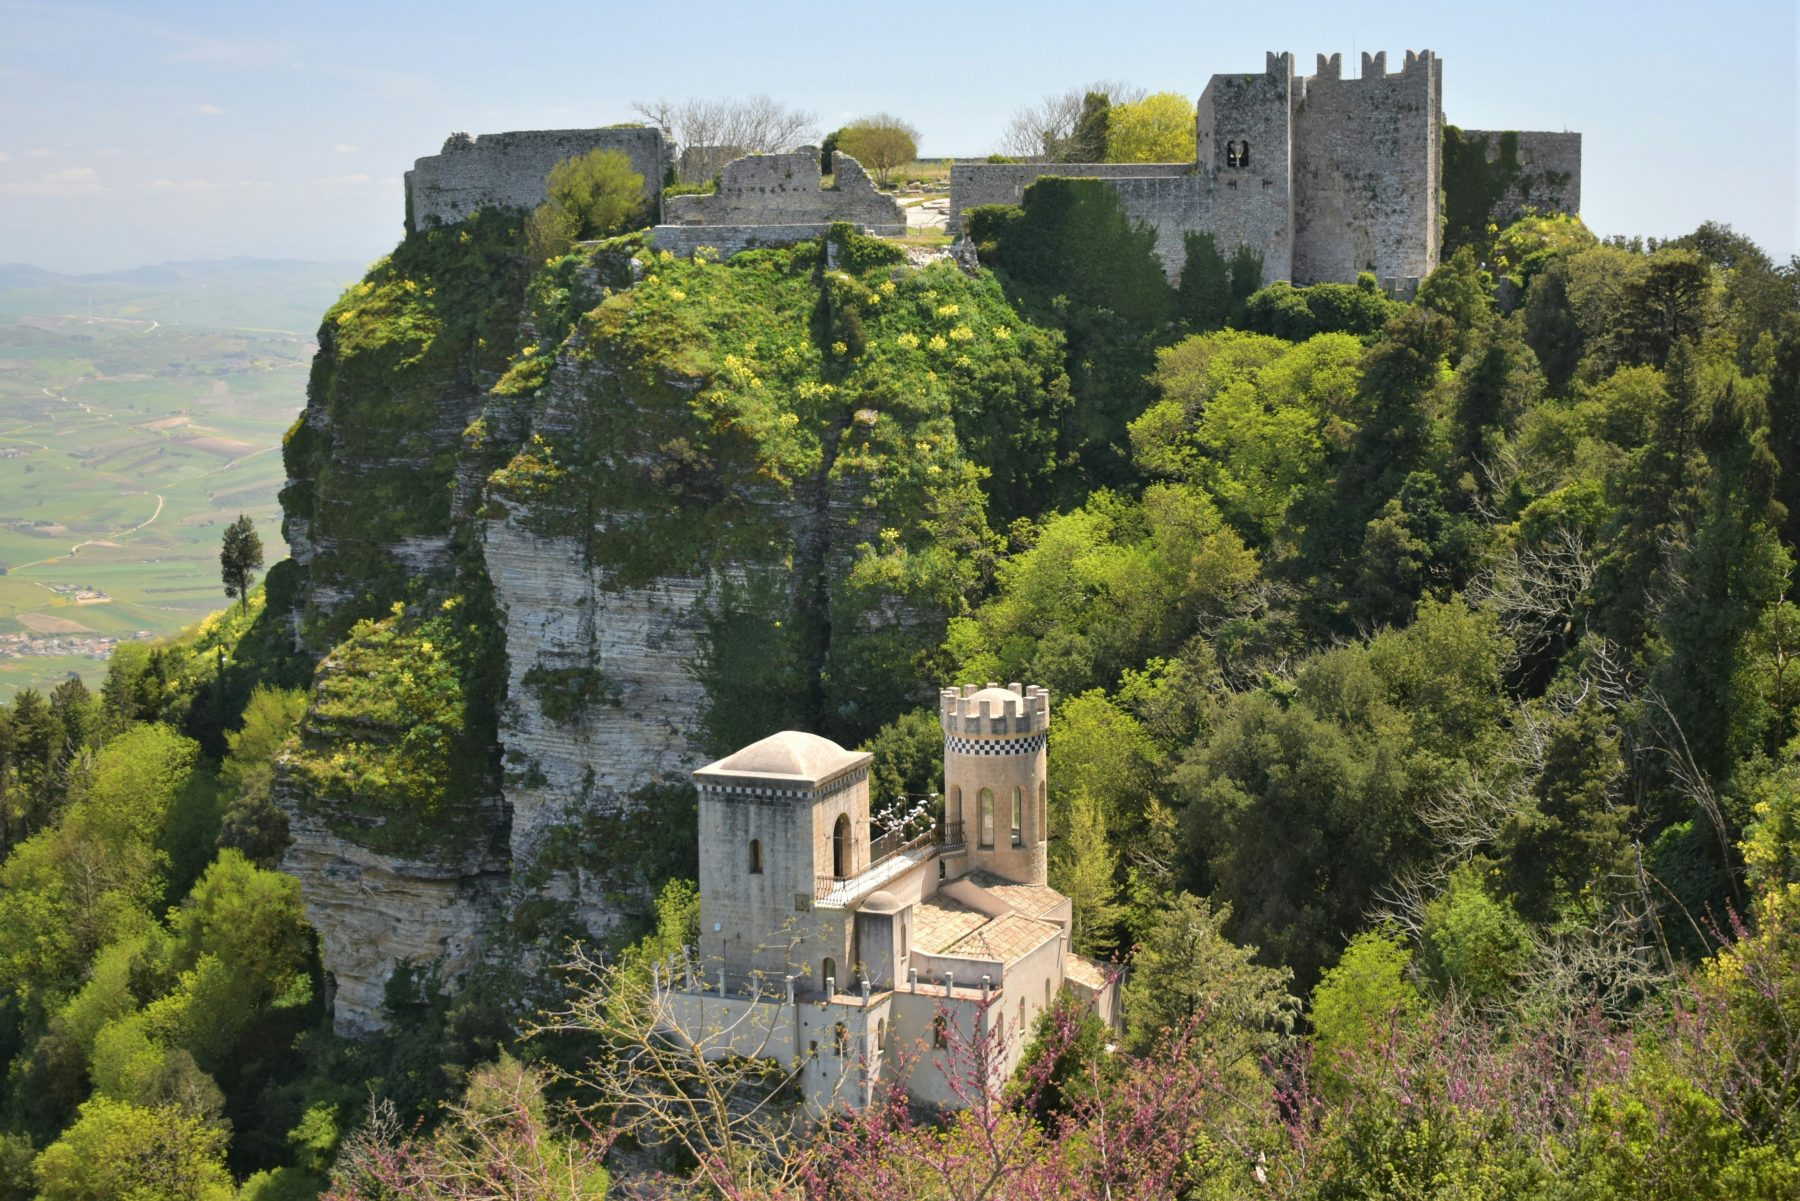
[814,828,939,907]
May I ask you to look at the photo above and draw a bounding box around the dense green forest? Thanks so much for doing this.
[2,184,1799,1198]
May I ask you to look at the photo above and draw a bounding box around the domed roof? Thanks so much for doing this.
[696,730,870,784]
[859,889,909,915]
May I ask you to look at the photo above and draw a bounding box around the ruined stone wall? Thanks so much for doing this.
[406,127,670,232]
[947,162,1189,233]
[1291,50,1442,288]
[1462,129,1582,224]
[663,151,906,235]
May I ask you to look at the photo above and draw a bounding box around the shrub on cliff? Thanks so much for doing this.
[525,149,647,261]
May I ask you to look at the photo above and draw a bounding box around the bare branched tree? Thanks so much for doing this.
[530,940,818,1197]
[996,81,1146,161]
[1466,525,1598,677]
[631,95,819,181]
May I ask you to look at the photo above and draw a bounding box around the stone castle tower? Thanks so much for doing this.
[949,48,1579,295]
[941,683,1049,886]
[669,679,1112,1116]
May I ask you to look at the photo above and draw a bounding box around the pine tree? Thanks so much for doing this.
[219,514,264,612]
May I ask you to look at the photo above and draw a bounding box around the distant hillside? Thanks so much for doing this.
[0,256,372,333]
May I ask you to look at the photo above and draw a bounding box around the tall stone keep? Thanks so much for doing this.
[940,684,1050,886]
[692,732,874,981]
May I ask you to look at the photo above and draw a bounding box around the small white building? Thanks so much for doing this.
[662,682,1117,1115]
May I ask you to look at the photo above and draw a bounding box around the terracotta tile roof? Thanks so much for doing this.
[966,871,1068,920]
[1063,952,1112,991]
[944,912,1061,965]
[910,898,991,955]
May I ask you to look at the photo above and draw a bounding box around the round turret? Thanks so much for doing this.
[939,682,1049,885]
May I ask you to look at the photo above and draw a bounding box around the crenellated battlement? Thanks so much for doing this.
[939,683,1051,737]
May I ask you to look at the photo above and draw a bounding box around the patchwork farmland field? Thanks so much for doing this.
[0,259,365,698]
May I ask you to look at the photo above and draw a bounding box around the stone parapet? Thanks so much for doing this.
[405,127,670,233]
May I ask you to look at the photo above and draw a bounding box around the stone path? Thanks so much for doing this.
[905,197,949,231]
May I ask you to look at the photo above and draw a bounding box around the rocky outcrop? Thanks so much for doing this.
[279,803,509,1036]
[274,224,1067,1035]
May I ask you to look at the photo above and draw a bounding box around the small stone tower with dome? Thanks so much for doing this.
[940,683,1050,887]
[663,680,1116,1117]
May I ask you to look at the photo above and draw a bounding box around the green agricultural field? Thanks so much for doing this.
[0,311,319,697]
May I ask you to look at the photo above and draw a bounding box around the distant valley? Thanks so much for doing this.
[0,257,366,698]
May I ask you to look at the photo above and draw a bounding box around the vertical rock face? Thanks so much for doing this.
[278,803,509,1037]
[275,224,1068,1034]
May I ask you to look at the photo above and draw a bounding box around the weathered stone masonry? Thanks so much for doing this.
[950,49,1580,293]
[663,150,906,236]
[406,127,673,233]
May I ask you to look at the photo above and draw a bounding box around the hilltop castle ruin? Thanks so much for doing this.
[402,49,1581,293]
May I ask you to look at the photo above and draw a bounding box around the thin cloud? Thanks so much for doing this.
[334,143,359,154]
[196,103,226,116]
[144,178,269,191]
[0,167,101,196]
[27,148,52,158]
[0,151,9,163]
[315,173,373,187]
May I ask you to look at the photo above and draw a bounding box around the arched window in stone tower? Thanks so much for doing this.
[1011,787,1024,846]
[949,786,963,840]
[822,957,836,991]
[748,838,763,874]
[1225,141,1239,168]
[1240,140,1251,167]
[978,788,995,848]
[832,813,851,878]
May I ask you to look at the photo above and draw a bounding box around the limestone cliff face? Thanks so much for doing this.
[275,224,1068,1034]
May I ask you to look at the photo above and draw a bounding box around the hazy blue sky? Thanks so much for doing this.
[2,0,1794,273]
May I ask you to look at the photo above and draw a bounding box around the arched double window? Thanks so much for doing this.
[978,788,995,849]
[748,838,763,874]
[1011,787,1024,846]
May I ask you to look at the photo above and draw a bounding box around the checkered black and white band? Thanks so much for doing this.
[945,733,1047,757]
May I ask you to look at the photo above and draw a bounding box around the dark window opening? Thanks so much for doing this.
[748,838,763,874]
[932,1015,947,1048]
[1239,140,1251,167]
[1225,140,1239,168]
[832,813,851,878]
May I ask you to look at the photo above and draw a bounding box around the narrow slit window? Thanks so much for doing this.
[1011,787,1024,846]
[748,838,763,874]
[978,788,995,848]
